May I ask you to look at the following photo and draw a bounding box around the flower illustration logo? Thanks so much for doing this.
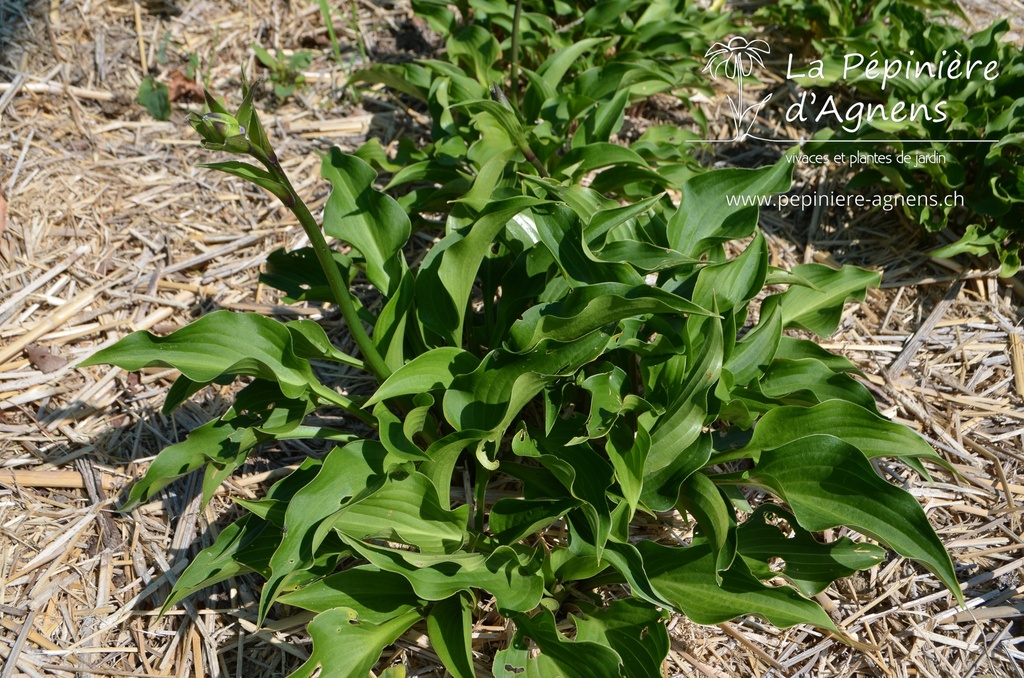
[704,37,773,141]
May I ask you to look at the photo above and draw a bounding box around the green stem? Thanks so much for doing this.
[510,0,523,111]
[474,461,489,533]
[312,383,377,426]
[257,151,393,383]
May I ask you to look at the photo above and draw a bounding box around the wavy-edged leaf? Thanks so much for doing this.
[288,608,421,678]
[508,283,712,352]
[512,608,623,678]
[679,471,736,579]
[331,471,469,553]
[739,435,963,603]
[573,600,670,678]
[737,505,885,597]
[277,566,423,621]
[122,381,313,507]
[692,232,768,313]
[367,347,480,406]
[640,539,842,634]
[322,148,410,297]
[417,197,548,345]
[427,593,476,678]
[666,160,793,258]
[758,358,877,411]
[444,331,611,433]
[260,442,394,623]
[760,264,880,337]
[341,538,545,613]
[285,319,363,368]
[80,311,318,406]
[641,316,723,511]
[717,399,951,473]
[489,497,580,544]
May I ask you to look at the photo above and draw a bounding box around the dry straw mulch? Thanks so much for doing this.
[2,1,1024,676]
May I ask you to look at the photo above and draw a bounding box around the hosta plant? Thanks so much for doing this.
[83,75,963,676]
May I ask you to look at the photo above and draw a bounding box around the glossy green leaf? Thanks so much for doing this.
[758,358,877,411]
[739,435,963,603]
[367,347,480,405]
[81,311,319,405]
[512,608,623,678]
[641,316,723,511]
[277,566,422,621]
[331,471,469,553]
[288,608,421,678]
[760,264,880,338]
[341,538,546,613]
[162,515,271,612]
[444,331,611,432]
[427,593,477,678]
[285,319,363,368]
[200,161,288,201]
[679,471,736,579]
[640,539,843,634]
[666,159,793,257]
[261,442,394,623]
[692,232,768,313]
[509,282,712,352]
[322,148,410,297]
[573,600,670,678]
[416,197,548,345]
[489,497,580,544]
[716,399,951,471]
[736,505,885,597]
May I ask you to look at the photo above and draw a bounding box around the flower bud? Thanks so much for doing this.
[187,112,253,154]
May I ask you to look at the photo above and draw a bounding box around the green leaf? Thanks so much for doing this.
[667,160,793,258]
[367,347,480,405]
[509,283,712,352]
[641,316,723,511]
[444,331,611,433]
[288,608,421,678]
[331,471,468,553]
[417,197,548,345]
[261,441,394,623]
[556,143,651,181]
[739,435,963,603]
[81,311,319,406]
[121,381,312,507]
[692,232,769,313]
[162,515,272,612]
[489,497,580,544]
[447,24,500,84]
[573,600,670,678]
[427,593,477,678]
[200,161,289,201]
[277,566,423,621]
[538,38,607,90]
[717,399,951,472]
[737,505,885,597]
[341,538,546,613]
[640,539,843,633]
[285,319,363,368]
[760,264,880,337]
[721,303,782,389]
[137,77,170,120]
[321,148,410,297]
[512,608,623,678]
[758,358,877,411]
[679,471,736,579]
